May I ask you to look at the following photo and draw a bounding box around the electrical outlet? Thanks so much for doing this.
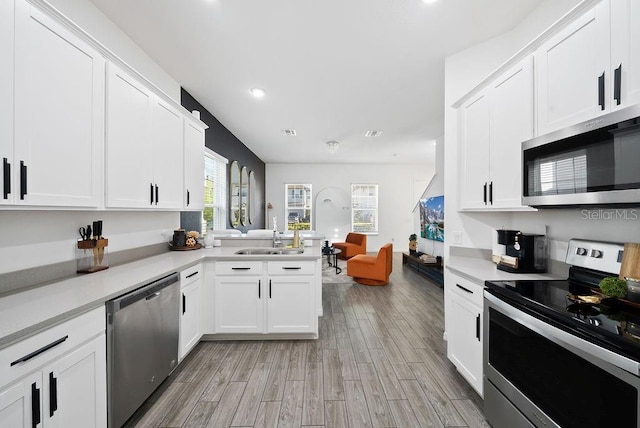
[452,231,462,245]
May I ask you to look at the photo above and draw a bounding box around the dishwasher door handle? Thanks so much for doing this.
[145,292,161,301]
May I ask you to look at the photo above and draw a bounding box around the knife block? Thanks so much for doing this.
[76,238,109,273]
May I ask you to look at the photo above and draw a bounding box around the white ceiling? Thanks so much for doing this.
[88,0,542,165]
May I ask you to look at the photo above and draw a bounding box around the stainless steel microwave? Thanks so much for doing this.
[522,104,640,207]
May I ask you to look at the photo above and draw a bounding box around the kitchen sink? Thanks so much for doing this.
[235,248,304,255]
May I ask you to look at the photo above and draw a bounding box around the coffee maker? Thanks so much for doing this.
[496,229,547,273]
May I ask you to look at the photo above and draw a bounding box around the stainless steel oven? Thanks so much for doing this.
[484,239,640,428]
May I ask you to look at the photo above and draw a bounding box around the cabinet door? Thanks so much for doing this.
[14,1,104,207]
[535,3,610,135]
[0,0,14,205]
[106,63,153,208]
[151,99,183,210]
[180,279,202,360]
[45,335,107,428]
[610,0,640,110]
[459,92,490,209]
[0,372,41,428]
[214,276,263,333]
[183,120,205,211]
[447,292,483,396]
[489,56,534,209]
[267,277,315,333]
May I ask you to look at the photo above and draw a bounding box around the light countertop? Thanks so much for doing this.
[0,246,322,350]
[446,255,562,285]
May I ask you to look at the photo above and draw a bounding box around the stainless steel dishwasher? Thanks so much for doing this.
[106,272,180,428]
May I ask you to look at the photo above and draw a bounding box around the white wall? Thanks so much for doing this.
[266,162,435,253]
[47,0,180,100]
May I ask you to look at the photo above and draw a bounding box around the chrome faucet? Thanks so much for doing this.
[273,230,283,248]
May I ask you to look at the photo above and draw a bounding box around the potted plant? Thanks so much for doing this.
[409,233,418,255]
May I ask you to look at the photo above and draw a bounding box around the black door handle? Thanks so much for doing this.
[456,283,473,294]
[269,279,272,299]
[187,190,190,206]
[258,279,261,299]
[3,157,9,199]
[20,161,27,200]
[11,336,69,366]
[614,64,622,106]
[598,72,605,111]
[476,314,481,341]
[155,184,159,205]
[182,293,186,315]
[186,271,199,279]
[150,183,154,205]
[489,181,493,205]
[31,382,40,428]
[483,182,487,205]
[49,372,58,417]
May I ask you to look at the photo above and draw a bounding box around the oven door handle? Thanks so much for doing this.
[484,292,640,377]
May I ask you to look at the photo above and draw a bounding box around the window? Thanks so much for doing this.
[285,184,312,230]
[203,149,228,234]
[351,184,378,234]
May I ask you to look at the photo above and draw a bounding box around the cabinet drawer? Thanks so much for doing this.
[267,261,315,275]
[448,273,484,307]
[0,306,105,388]
[215,261,263,275]
[181,263,202,287]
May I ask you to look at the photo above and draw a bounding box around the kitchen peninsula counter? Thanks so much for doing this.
[0,246,322,350]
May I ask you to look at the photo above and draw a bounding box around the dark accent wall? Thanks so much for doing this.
[181,88,266,230]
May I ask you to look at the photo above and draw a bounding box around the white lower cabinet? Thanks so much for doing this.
[179,264,203,359]
[445,271,484,396]
[0,307,106,428]
[213,260,317,335]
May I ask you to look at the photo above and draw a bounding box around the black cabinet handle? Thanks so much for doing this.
[258,279,261,299]
[150,183,154,205]
[269,279,272,299]
[11,335,69,366]
[20,161,27,200]
[3,157,9,199]
[455,283,473,294]
[489,181,494,204]
[187,190,190,206]
[182,293,186,315]
[483,182,487,205]
[476,314,481,341]
[49,372,57,417]
[614,64,622,106]
[231,267,251,270]
[598,72,605,110]
[282,267,302,270]
[31,382,40,428]
[155,184,159,205]
[186,271,199,279]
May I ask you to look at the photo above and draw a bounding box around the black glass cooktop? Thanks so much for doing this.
[485,278,640,363]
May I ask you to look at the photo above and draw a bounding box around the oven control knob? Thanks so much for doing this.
[590,249,603,258]
[576,247,588,256]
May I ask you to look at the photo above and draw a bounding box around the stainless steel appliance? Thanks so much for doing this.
[106,272,180,428]
[495,230,547,273]
[484,239,640,428]
[522,103,640,207]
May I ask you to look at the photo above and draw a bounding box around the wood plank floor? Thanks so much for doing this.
[124,253,489,428]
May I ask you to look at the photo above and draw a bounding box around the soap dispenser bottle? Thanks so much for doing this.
[293,229,300,248]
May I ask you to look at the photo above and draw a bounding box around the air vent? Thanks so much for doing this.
[281,129,297,136]
[365,130,383,137]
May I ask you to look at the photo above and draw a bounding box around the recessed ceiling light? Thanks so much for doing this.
[249,87,266,98]
[365,130,383,137]
[422,0,438,3]
[281,129,297,136]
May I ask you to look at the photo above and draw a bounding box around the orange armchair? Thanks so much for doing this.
[332,233,367,260]
[347,243,393,286]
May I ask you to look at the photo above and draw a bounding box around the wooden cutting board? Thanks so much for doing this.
[620,242,640,280]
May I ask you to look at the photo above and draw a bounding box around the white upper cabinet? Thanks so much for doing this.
[106,63,153,208]
[489,56,534,209]
[183,120,205,211]
[610,0,640,110]
[12,0,104,207]
[535,2,610,136]
[0,0,13,206]
[459,92,491,210]
[151,98,183,209]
